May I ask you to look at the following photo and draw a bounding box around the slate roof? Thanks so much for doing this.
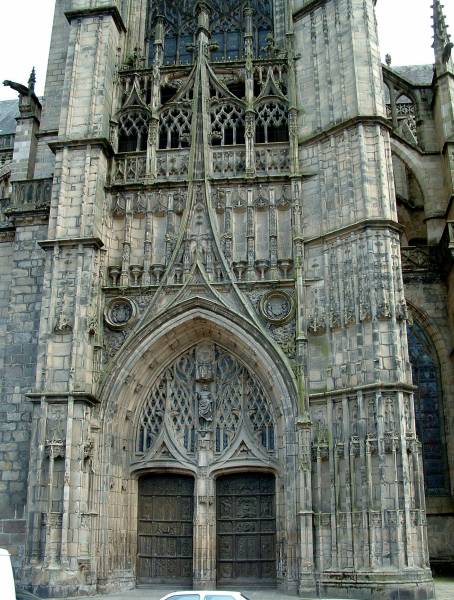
[391,65,434,86]
[0,99,18,135]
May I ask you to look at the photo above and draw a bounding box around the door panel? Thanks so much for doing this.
[216,472,276,585]
[137,474,194,584]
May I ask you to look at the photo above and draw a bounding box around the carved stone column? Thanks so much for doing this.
[193,342,216,588]
[296,417,316,596]
[194,441,216,589]
[245,110,256,176]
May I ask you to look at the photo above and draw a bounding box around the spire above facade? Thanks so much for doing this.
[432,0,453,66]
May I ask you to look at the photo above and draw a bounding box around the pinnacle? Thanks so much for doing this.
[432,0,453,65]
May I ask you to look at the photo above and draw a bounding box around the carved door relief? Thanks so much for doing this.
[137,474,194,584]
[216,472,276,585]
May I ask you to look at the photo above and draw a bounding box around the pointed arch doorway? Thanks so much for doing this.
[137,473,194,584]
[216,472,276,586]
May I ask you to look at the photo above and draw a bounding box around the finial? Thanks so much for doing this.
[432,1,453,65]
[28,67,36,93]
[385,54,392,66]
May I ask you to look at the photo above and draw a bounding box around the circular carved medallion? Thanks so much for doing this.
[104,297,137,330]
[260,291,294,325]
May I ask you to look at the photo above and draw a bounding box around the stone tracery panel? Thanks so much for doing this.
[147,0,274,65]
[255,101,288,143]
[159,106,192,149]
[210,103,245,146]
[136,343,276,455]
[118,111,149,152]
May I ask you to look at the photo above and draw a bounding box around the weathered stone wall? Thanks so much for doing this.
[428,515,454,571]
[0,221,47,572]
[35,0,72,180]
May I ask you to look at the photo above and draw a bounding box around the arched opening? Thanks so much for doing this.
[135,342,278,460]
[118,111,149,153]
[216,471,276,586]
[137,473,195,584]
[407,320,449,496]
[255,102,288,144]
[97,305,298,589]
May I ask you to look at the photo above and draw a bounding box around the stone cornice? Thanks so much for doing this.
[49,137,114,157]
[65,6,126,33]
[433,69,454,87]
[27,391,100,404]
[301,218,403,247]
[299,115,393,146]
[36,129,59,139]
[309,381,417,401]
[38,237,104,250]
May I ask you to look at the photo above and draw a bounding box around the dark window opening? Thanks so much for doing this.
[407,321,449,496]
[227,81,245,99]
[267,124,289,143]
[159,130,168,150]
[161,85,177,104]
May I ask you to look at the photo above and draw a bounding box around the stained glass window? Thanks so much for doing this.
[407,321,449,495]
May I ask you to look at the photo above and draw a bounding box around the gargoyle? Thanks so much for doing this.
[3,80,29,96]
[3,68,37,99]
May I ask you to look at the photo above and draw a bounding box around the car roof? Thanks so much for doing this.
[163,593,242,597]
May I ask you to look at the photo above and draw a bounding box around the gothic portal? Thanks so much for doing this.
[1,0,454,598]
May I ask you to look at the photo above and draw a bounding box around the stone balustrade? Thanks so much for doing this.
[10,178,53,212]
[112,152,147,184]
[400,245,440,272]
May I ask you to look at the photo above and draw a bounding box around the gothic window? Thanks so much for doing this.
[147,0,273,65]
[159,107,192,149]
[250,0,274,56]
[147,0,195,65]
[210,0,243,61]
[210,103,245,145]
[136,343,276,456]
[395,94,418,145]
[407,321,449,495]
[255,101,288,143]
[137,350,196,453]
[118,111,149,153]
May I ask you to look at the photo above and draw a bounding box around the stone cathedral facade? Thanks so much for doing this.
[0,0,453,598]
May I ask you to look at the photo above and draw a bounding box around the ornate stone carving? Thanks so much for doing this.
[260,290,294,324]
[104,297,137,330]
[54,290,73,334]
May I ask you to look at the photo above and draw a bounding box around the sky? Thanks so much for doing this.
[0,0,453,101]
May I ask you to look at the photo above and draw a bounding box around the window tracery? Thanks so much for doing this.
[210,103,245,145]
[255,101,288,143]
[147,0,274,65]
[395,94,418,145]
[159,107,192,149]
[136,343,276,456]
[118,111,149,153]
[148,0,195,65]
[407,320,449,495]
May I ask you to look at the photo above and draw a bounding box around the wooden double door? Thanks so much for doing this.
[137,474,194,584]
[137,472,276,585]
[216,472,276,585]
